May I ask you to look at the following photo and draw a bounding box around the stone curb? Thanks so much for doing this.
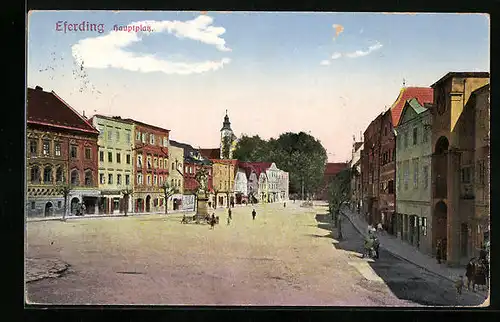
[341,211,488,299]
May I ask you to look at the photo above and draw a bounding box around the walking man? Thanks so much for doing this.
[252,208,256,220]
[228,207,232,220]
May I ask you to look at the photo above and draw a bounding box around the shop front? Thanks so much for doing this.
[68,189,101,215]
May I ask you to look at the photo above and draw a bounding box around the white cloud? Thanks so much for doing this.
[320,60,331,66]
[345,42,383,58]
[71,15,231,75]
[331,52,342,60]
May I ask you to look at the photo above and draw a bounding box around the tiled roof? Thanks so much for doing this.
[389,87,434,126]
[199,148,220,160]
[90,114,134,125]
[123,118,170,133]
[324,162,348,176]
[170,140,211,165]
[27,87,99,134]
[239,162,272,178]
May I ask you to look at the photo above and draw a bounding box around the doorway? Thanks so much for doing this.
[70,197,79,215]
[433,201,448,256]
[146,195,151,212]
[44,202,53,217]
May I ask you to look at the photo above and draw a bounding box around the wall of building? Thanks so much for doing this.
[167,145,184,210]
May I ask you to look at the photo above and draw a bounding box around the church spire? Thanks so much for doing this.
[221,110,232,131]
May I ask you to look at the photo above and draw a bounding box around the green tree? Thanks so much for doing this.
[161,181,178,214]
[120,186,133,216]
[57,184,72,221]
[233,135,269,161]
[328,167,355,240]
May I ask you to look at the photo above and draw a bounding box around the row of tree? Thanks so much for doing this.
[233,132,328,199]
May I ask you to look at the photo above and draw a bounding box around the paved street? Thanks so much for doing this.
[25,202,479,306]
[323,210,487,307]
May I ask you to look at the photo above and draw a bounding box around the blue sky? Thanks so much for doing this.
[27,11,489,162]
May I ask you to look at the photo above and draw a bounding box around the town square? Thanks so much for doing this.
[26,11,489,306]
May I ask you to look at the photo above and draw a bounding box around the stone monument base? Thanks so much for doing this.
[195,196,209,218]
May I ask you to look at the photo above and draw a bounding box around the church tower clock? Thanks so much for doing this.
[220,110,236,159]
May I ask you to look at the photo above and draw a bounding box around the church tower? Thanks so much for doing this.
[220,110,236,159]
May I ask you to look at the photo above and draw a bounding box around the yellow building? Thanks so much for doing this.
[211,159,237,207]
[91,115,135,214]
[167,144,184,211]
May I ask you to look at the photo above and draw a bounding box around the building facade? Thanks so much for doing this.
[277,170,290,201]
[318,163,349,201]
[211,159,237,207]
[266,163,281,203]
[27,86,100,217]
[349,139,363,213]
[91,115,134,214]
[379,109,396,233]
[128,120,170,213]
[430,72,489,266]
[234,167,248,204]
[168,144,184,211]
[395,98,433,255]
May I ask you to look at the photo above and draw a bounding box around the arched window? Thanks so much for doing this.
[172,163,175,170]
[30,166,40,183]
[70,169,80,186]
[84,170,93,186]
[43,166,53,184]
[55,167,63,183]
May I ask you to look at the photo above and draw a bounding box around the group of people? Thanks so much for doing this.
[362,227,380,259]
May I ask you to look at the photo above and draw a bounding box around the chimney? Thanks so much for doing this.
[35,86,43,91]
[83,111,86,119]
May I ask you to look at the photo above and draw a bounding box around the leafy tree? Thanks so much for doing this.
[120,186,133,216]
[57,184,72,221]
[161,181,178,214]
[233,135,270,161]
[328,168,355,240]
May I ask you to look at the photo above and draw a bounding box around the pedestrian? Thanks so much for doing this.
[252,208,256,220]
[436,240,442,264]
[227,216,231,225]
[377,222,383,233]
[455,275,464,295]
[81,203,86,215]
[373,234,380,259]
[367,224,373,235]
[210,213,216,229]
[284,202,286,208]
[228,207,232,220]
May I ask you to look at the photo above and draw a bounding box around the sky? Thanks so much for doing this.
[27,11,490,162]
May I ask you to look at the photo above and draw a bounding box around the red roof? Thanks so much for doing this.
[199,148,220,159]
[389,87,434,126]
[27,87,99,134]
[324,162,348,176]
[239,162,272,178]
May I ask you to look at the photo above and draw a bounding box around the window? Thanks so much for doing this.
[57,201,62,208]
[153,198,158,207]
[421,217,427,236]
[70,169,79,185]
[163,137,168,147]
[137,155,143,168]
[403,161,409,190]
[100,151,104,162]
[158,158,163,169]
[126,154,131,164]
[108,152,113,163]
[404,133,408,148]
[85,148,91,160]
[108,174,113,184]
[164,159,168,168]
[85,170,92,186]
[147,157,152,169]
[125,174,130,185]
[413,127,418,145]
[100,173,105,184]
[185,166,188,173]
[126,132,131,143]
[147,175,151,185]
[29,140,37,156]
[141,133,146,143]
[461,167,471,183]
[55,167,63,183]
[70,145,78,159]
[422,127,428,143]
[42,140,50,156]
[43,166,52,184]
[137,173,143,185]
[150,134,155,145]
[154,157,158,168]
[108,130,113,140]
[30,166,40,183]
[170,163,174,170]
[159,176,163,186]
[136,131,141,141]
[172,179,175,186]
[154,175,157,185]
[116,130,120,142]
[31,201,35,210]
[423,166,429,189]
[388,180,394,194]
[55,143,61,156]
[116,153,121,164]
[413,159,419,188]
[190,167,193,174]
[117,174,122,185]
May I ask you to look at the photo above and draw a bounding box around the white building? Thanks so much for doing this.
[234,168,248,204]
